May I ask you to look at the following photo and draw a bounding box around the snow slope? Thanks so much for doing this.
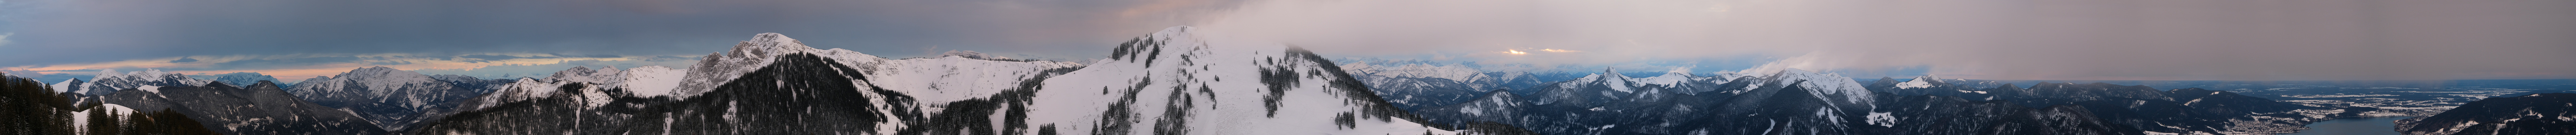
[861,56,1082,104]
[51,79,81,93]
[69,103,138,132]
[664,33,906,98]
[1021,26,1456,135]
[619,66,687,97]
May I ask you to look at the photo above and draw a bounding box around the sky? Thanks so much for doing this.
[0,0,2570,82]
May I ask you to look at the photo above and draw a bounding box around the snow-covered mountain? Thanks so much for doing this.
[1014,26,1459,135]
[101,81,388,135]
[2396,93,2576,135]
[1864,75,1992,99]
[1413,90,1525,129]
[428,75,514,94]
[206,72,283,87]
[441,65,686,114]
[660,32,901,99]
[1414,67,1879,135]
[1339,62,1558,111]
[1528,68,1740,106]
[283,67,494,131]
[50,78,83,93]
[70,69,215,95]
[408,26,1510,134]
[1380,65,2369,135]
[859,54,1081,104]
[1342,63,1493,89]
[415,52,930,134]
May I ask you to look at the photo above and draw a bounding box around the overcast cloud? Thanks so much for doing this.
[1197,0,2576,80]
[1,0,2570,80]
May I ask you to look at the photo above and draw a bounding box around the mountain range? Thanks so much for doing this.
[13,26,2571,135]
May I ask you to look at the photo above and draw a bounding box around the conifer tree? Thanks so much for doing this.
[1,73,86,135]
[86,107,115,135]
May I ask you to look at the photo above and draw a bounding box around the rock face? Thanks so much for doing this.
[408,27,1504,135]
[283,67,491,131]
[101,81,388,135]
[2398,93,2576,135]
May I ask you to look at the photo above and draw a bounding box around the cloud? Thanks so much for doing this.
[0,53,700,81]
[0,0,1245,66]
[2,0,2568,80]
[167,56,198,63]
[0,33,12,46]
[1194,0,2576,80]
[552,53,622,58]
[457,55,556,61]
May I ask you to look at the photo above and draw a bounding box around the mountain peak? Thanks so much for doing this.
[1893,75,1944,89]
[940,50,991,59]
[93,69,124,79]
[547,65,623,84]
[668,32,900,98]
[75,68,211,95]
[725,33,814,59]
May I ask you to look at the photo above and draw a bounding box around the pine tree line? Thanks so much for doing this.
[2,73,77,135]
[1,73,220,135]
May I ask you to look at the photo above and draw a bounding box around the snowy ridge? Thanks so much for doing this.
[454,77,557,112]
[1893,75,1941,89]
[453,64,688,111]
[286,67,447,100]
[1563,68,1635,93]
[51,78,82,93]
[545,66,625,86]
[1022,26,1457,135]
[619,66,687,97]
[863,56,1082,104]
[1763,69,1876,108]
[1633,72,1698,88]
[665,33,904,98]
[454,50,1082,114]
[1343,63,1488,83]
[1529,67,1743,104]
[408,27,1507,134]
[75,69,216,95]
[282,66,486,130]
